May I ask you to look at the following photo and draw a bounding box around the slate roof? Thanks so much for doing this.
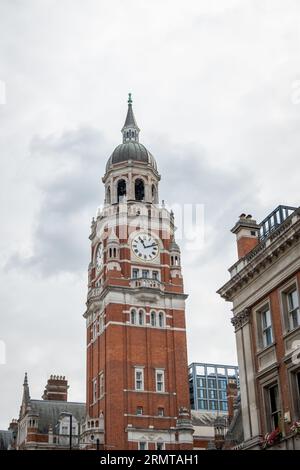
[0,430,14,450]
[28,400,86,434]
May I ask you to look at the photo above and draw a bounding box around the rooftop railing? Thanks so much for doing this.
[258,205,297,241]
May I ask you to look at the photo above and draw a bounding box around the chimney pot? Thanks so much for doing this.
[231,213,259,259]
[42,375,69,401]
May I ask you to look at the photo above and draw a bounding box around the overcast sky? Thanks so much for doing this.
[1,0,300,428]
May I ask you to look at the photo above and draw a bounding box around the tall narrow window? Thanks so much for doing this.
[156,441,165,450]
[136,406,143,416]
[135,179,145,201]
[135,368,144,391]
[150,311,156,327]
[130,309,136,325]
[99,372,104,398]
[268,384,280,430]
[106,186,111,204]
[156,369,165,392]
[93,322,97,340]
[261,307,273,347]
[151,184,156,202]
[138,310,144,326]
[99,315,104,333]
[93,378,97,403]
[142,270,149,278]
[117,179,126,202]
[158,312,164,328]
[139,441,147,450]
[287,289,300,330]
[132,268,139,279]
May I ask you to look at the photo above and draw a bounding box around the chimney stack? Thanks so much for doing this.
[42,375,68,401]
[231,213,260,259]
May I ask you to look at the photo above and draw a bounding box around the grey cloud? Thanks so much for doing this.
[1,0,300,430]
[7,129,261,277]
[6,127,110,276]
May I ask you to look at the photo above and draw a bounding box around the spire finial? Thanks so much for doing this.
[24,372,28,386]
[122,93,140,143]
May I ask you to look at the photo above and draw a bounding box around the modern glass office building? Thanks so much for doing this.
[189,363,239,413]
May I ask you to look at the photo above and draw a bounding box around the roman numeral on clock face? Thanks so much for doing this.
[132,233,159,261]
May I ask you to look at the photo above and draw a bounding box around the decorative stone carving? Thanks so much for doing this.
[231,308,251,332]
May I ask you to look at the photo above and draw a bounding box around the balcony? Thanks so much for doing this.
[87,287,102,300]
[129,277,165,291]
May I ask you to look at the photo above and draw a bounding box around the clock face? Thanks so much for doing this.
[131,233,159,262]
[96,243,103,271]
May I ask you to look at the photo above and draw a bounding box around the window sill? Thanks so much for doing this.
[256,341,276,356]
[283,324,300,339]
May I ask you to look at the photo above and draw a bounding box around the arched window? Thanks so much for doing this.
[109,248,112,258]
[106,186,111,204]
[150,311,156,327]
[151,184,156,202]
[131,309,136,325]
[113,248,117,257]
[117,179,126,202]
[158,312,164,328]
[135,179,145,201]
[138,310,144,326]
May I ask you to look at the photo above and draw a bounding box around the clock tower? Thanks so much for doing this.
[82,95,193,450]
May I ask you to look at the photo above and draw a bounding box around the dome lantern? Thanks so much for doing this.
[105,94,158,174]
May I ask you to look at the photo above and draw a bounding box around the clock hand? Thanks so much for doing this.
[144,243,157,249]
[138,237,146,248]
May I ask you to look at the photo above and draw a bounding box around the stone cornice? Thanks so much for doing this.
[218,210,300,301]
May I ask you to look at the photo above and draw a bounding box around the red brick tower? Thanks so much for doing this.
[82,95,193,450]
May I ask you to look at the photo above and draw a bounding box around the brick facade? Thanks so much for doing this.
[82,97,193,450]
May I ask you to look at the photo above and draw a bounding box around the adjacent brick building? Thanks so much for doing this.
[218,205,300,449]
[82,95,193,450]
[16,373,85,450]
